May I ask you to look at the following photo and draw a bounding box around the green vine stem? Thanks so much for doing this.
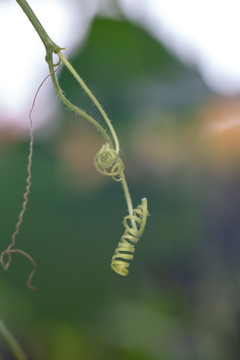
[47,57,113,147]
[0,320,27,360]
[12,0,148,276]
[57,52,120,153]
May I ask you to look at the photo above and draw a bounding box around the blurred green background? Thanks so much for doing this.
[1,12,240,360]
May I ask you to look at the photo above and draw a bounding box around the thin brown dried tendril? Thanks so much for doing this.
[0,248,37,291]
[94,143,124,181]
[0,63,61,290]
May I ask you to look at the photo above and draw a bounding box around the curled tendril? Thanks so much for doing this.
[0,65,60,291]
[0,249,36,291]
[111,198,148,276]
[94,143,124,181]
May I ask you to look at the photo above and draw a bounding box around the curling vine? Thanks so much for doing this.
[1,0,149,289]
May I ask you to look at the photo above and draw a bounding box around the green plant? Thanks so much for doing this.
[0,0,148,289]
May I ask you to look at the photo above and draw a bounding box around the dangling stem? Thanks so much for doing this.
[58,52,120,153]
[47,59,113,147]
[49,53,135,222]
[54,54,134,219]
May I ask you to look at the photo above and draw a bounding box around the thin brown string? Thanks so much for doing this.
[0,248,37,291]
[0,63,61,290]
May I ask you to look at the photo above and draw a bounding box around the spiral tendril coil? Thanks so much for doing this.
[95,143,124,181]
[111,198,148,276]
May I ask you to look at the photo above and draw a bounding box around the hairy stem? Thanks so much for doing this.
[48,59,113,146]
[58,52,120,153]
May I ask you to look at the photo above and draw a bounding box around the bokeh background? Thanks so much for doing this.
[1,1,240,359]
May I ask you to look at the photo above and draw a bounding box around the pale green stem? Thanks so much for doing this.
[0,320,27,360]
[121,173,134,217]
[48,60,113,147]
[58,52,120,153]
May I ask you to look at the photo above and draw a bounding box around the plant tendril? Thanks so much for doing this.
[1,249,37,291]
[0,64,60,290]
[95,143,124,181]
[111,198,148,276]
